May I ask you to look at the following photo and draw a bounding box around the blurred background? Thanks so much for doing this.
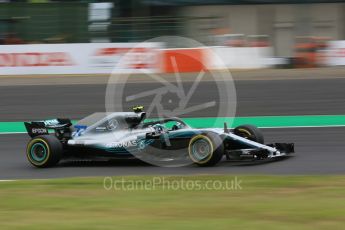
[1,0,345,69]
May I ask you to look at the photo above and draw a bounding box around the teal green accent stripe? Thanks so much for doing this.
[1,115,345,134]
[0,122,28,133]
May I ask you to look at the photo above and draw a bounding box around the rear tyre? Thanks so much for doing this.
[234,124,264,144]
[188,132,224,167]
[26,135,62,168]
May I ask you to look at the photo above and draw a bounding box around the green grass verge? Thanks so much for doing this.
[1,175,345,230]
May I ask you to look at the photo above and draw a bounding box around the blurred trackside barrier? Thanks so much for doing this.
[0,43,162,75]
[162,48,207,73]
[323,40,345,66]
[206,46,273,70]
[161,47,273,73]
[0,43,274,76]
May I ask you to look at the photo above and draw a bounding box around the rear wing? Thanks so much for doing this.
[24,119,72,138]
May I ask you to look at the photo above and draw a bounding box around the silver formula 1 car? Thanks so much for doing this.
[24,107,294,168]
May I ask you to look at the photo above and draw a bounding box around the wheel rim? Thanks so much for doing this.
[191,139,212,161]
[237,128,252,140]
[30,143,47,162]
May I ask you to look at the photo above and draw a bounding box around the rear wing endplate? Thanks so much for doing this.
[24,119,72,137]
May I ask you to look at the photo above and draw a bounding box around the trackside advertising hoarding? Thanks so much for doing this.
[0,43,274,75]
[0,43,162,75]
[207,47,273,69]
[324,41,345,66]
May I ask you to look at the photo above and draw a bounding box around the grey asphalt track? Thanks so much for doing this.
[1,78,345,121]
[0,76,345,179]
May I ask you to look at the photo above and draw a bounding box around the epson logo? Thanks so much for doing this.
[32,128,47,134]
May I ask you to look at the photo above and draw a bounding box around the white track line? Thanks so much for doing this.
[0,132,27,135]
[258,125,345,129]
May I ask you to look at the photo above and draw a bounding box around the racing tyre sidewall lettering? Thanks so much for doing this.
[188,132,224,167]
[234,125,264,144]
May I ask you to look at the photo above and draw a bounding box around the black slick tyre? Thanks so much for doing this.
[26,135,63,168]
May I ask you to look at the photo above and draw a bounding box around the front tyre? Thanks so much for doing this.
[188,132,224,167]
[26,135,63,168]
[234,124,264,144]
